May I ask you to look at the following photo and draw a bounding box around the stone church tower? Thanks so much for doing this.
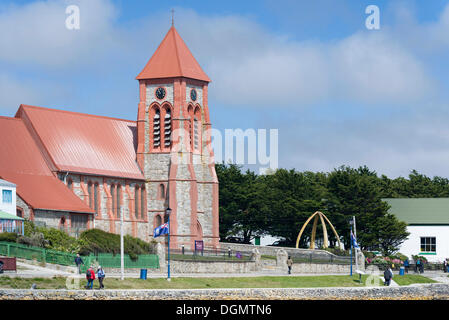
[135,26,219,250]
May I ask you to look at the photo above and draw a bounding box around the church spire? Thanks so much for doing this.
[136,26,210,82]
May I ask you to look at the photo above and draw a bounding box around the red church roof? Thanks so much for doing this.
[136,26,211,82]
[16,105,144,180]
[0,117,94,213]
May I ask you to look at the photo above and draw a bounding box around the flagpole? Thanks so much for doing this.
[166,207,172,281]
[349,217,353,277]
[353,216,358,272]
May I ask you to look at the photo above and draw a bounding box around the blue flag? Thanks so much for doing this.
[350,230,359,249]
[153,223,169,238]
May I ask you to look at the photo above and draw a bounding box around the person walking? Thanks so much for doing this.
[416,258,421,274]
[419,259,424,274]
[404,258,409,274]
[74,254,84,274]
[97,266,105,289]
[383,266,393,286]
[86,265,95,290]
[443,260,447,273]
[287,256,293,275]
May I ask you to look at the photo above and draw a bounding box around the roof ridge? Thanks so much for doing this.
[0,116,22,121]
[19,104,136,124]
[172,26,184,78]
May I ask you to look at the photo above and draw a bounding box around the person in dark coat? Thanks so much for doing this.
[74,254,84,274]
[384,266,393,286]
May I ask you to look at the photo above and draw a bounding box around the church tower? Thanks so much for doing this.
[136,26,219,249]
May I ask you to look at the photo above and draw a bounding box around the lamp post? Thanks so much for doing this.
[349,218,353,277]
[166,207,172,281]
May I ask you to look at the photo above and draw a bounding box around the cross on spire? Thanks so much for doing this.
[171,9,175,26]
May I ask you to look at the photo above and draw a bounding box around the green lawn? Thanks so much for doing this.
[0,274,437,290]
[0,275,384,290]
[393,274,437,286]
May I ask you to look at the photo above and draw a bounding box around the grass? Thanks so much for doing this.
[0,275,385,290]
[0,274,437,290]
[393,274,437,286]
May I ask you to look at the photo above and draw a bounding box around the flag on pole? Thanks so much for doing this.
[153,223,169,238]
[350,230,359,249]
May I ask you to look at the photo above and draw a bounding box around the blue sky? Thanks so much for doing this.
[1,0,449,178]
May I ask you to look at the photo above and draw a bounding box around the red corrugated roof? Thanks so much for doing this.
[0,117,94,213]
[17,105,144,180]
[136,26,211,82]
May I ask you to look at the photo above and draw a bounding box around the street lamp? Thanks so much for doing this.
[349,218,353,277]
[166,207,172,281]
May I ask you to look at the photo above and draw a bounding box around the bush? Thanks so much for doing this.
[0,232,18,243]
[322,247,349,256]
[17,232,49,248]
[37,227,79,253]
[79,229,155,260]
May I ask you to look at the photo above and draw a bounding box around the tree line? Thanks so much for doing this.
[216,164,449,255]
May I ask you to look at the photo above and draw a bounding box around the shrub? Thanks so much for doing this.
[79,229,154,260]
[0,232,18,243]
[17,232,49,248]
[322,247,349,256]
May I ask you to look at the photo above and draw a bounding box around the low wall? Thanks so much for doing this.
[294,263,349,274]
[104,260,256,274]
[221,243,339,260]
[1,284,449,300]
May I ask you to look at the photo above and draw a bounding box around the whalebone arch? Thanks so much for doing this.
[295,211,342,249]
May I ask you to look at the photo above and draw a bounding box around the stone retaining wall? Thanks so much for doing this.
[221,243,340,260]
[1,284,448,300]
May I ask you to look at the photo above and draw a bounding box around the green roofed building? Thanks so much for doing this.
[383,198,449,262]
[0,210,24,235]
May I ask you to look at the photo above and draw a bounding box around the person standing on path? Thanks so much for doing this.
[86,265,95,290]
[74,254,84,274]
[404,258,409,274]
[287,256,293,275]
[383,266,393,286]
[97,266,105,289]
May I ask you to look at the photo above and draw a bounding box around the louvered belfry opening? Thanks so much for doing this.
[164,108,172,148]
[153,108,161,148]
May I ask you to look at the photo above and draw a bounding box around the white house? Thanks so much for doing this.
[384,198,449,263]
[0,179,16,216]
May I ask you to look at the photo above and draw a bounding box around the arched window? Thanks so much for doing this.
[163,107,172,148]
[155,215,162,228]
[60,216,66,231]
[187,105,193,150]
[94,183,99,216]
[141,187,146,219]
[116,185,121,219]
[88,182,93,208]
[153,108,161,148]
[159,184,165,200]
[135,185,140,219]
[194,107,201,151]
[111,184,115,216]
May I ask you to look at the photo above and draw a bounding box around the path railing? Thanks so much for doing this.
[0,241,159,272]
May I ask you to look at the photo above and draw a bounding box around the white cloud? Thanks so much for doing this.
[0,0,118,68]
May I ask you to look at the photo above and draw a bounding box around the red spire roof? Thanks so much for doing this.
[136,26,210,82]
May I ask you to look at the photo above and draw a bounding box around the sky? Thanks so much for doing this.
[1,0,449,178]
